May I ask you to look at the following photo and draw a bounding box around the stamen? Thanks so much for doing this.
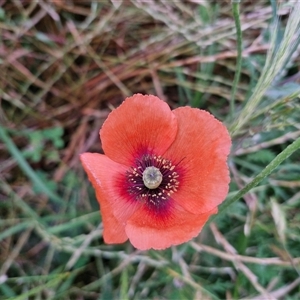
[126,154,180,211]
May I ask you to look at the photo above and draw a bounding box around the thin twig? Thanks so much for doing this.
[210,223,275,299]
[190,242,300,267]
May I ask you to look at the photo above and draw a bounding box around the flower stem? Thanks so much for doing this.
[212,136,300,221]
[230,0,243,121]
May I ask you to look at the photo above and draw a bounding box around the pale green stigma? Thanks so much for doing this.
[142,166,163,189]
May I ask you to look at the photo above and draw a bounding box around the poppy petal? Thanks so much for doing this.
[80,153,138,243]
[164,107,231,215]
[126,202,217,250]
[100,94,178,166]
[94,190,127,243]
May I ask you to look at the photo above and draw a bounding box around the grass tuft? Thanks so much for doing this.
[1,1,300,299]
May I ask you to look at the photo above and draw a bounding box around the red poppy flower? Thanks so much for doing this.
[80,94,231,250]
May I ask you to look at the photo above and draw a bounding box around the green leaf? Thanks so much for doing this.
[247,149,276,164]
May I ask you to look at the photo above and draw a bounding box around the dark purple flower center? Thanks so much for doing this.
[126,154,180,210]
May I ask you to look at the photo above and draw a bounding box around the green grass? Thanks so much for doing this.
[1,1,300,299]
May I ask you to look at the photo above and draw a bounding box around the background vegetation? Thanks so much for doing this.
[0,0,300,299]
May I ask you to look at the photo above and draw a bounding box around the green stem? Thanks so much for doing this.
[230,0,243,120]
[212,136,300,221]
[0,125,64,206]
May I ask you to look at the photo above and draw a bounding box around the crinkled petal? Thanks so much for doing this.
[126,201,217,250]
[164,107,231,215]
[80,153,140,244]
[100,94,178,166]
